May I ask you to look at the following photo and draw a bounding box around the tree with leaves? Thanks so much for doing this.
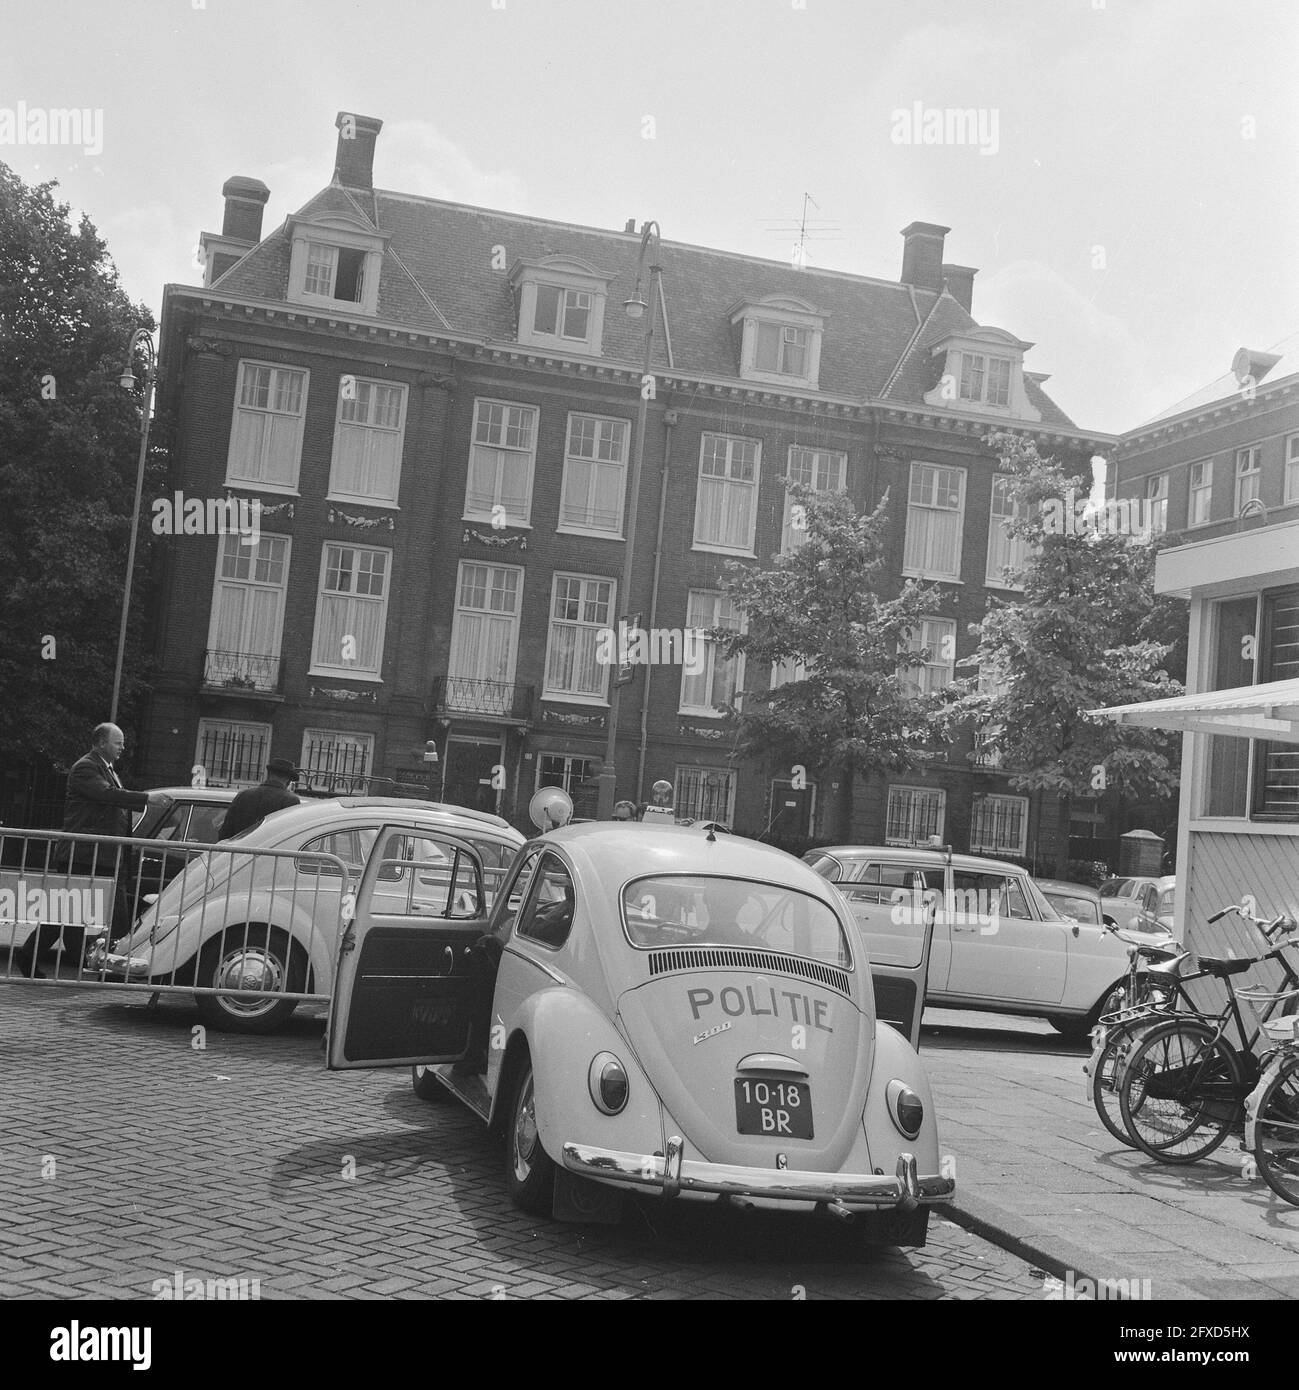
[939,431,1186,877]
[0,162,159,769]
[715,484,948,841]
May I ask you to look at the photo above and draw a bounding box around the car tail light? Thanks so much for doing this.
[886,1079,923,1139]
[588,1052,629,1115]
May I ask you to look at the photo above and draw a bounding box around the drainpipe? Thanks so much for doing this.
[636,406,678,803]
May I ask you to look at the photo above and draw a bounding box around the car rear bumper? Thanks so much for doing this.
[561,1138,954,1211]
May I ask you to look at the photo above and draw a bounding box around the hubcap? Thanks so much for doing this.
[214,945,286,1017]
[513,1074,538,1182]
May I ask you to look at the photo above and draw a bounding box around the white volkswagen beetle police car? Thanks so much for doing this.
[327,819,953,1245]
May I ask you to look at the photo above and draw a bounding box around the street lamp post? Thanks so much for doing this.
[110,329,157,725]
[595,221,661,820]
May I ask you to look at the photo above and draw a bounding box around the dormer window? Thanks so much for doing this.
[924,326,1039,421]
[730,295,825,390]
[304,243,367,302]
[534,285,591,341]
[286,211,387,316]
[960,353,1010,407]
[509,255,613,357]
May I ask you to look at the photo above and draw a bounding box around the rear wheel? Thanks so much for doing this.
[1253,1056,1299,1206]
[1118,1021,1244,1163]
[195,926,300,1034]
[1090,1020,1147,1147]
[505,1061,555,1215]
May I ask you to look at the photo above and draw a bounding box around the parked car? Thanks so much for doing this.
[329,824,954,1243]
[1098,875,1172,935]
[1035,878,1118,929]
[130,786,240,905]
[1155,876,1177,933]
[91,799,525,1033]
[805,846,1132,1041]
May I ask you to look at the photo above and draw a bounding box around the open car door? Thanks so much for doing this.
[834,861,939,1050]
[327,826,490,1070]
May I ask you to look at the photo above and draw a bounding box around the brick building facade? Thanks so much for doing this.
[139,112,1111,858]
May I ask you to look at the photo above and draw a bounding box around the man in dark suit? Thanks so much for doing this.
[13,723,172,978]
[218,757,301,841]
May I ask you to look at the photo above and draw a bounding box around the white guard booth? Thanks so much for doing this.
[1090,518,1299,977]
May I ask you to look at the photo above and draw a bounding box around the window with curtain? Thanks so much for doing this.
[903,462,965,579]
[310,544,390,678]
[328,378,406,504]
[544,574,614,700]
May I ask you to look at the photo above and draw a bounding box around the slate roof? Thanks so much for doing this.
[208,179,1076,425]
[1137,331,1299,427]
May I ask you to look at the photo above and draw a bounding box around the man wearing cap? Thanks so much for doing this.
[217,757,301,841]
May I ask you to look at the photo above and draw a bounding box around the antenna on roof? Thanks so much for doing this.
[758,193,844,269]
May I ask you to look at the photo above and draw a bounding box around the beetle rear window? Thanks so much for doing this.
[622,875,851,968]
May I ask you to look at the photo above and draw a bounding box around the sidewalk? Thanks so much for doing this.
[924,1014,1299,1300]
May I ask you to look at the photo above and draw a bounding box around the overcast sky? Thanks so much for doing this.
[3,0,1295,435]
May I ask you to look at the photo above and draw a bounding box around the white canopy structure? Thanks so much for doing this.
[1091,678,1299,746]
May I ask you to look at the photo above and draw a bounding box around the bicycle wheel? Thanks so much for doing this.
[1118,1020,1245,1163]
[1254,1056,1299,1206]
[1091,1019,1152,1147]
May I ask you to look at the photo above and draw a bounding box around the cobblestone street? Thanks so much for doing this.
[0,983,1042,1300]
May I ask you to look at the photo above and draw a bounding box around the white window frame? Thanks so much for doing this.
[693,432,760,556]
[959,353,1011,407]
[770,656,808,690]
[1286,436,1299,505]
[903,461,966,581]
[679,590,745,716]
[558,412,630,537]
[674,766,737,825]
[985,474,1026,588]
[1188,459,1213,527]
[204,532,291,692]
[287,216,384,317]
[1235,447,1262,515]
[969,794,1029,857]
[782,445,847,553]
[299,729,375,794]
[446,561,524,715]
[511,258,611,357]
[327,377,408,507]
[225,361,308,494]
[195,719,272,789]
[732,298,824,390]
[543,572,616,704]
[463,398,539,528]
[1144,472,1169,535]
[533,284,593,343]
[754,321,809,378]
[309,542,391,681]
[901,617,956,696]
[884,785,946,846]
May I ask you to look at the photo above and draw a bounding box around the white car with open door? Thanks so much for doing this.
[806,845,1133,1041]
[328,820,953,1244]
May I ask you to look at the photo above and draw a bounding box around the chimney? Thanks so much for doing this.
[220,176,270,243]
[941,263,977,314]
[199,175,270,287]
[899,221,950,294]
[334,112,384,190]
[624,218,637,233]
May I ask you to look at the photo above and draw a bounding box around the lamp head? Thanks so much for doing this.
[623,294,647,320]
[119,369,136,391]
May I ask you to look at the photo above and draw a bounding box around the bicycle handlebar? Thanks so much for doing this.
[1207,902,1298,936]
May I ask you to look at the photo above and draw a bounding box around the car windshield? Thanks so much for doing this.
[1043,891,1100,924]
[1100,878,1138,898]
[622,874,852,968]
[1158,888,1175,914]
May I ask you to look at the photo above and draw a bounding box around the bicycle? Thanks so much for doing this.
[1116,905,1299,1163]
[1084,924,1203,1147]
[1244,1000,1299,1205]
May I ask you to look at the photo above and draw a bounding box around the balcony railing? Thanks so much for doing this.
[972,726,1004,770]
[202,649,283,696]
[431,674,535,723]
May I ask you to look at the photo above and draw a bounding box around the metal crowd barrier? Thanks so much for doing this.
[0,827,349,1009]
